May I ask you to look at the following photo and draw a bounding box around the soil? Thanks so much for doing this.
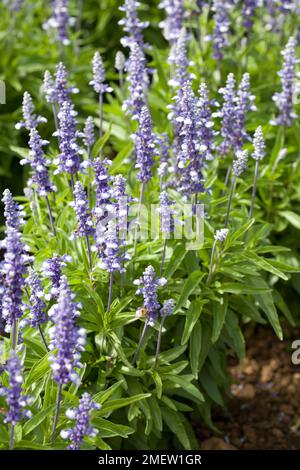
[197,326,300,450]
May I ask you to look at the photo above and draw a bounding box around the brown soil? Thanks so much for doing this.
[197,326,300,450]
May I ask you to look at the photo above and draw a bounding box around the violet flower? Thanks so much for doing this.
[80,116,95,156]
[123,42,149,119]
[15,92,47,131]
[70,182,94,238]
[2,189,25,231]
[134,265,167,326]
[216,73,237,156]
[271,36,298,127]
[0,351,32,427]
[25,269,46,328]
[44,0,73,46]
[233,73,256,150]
[168,28,190,88]
[158,191,175,236]
[41,254,71,299]
[54,100,81,176]
[242,0,259,31]
[1,228,29,334]
[60,393,100,450]
[211,0,231,61]
[54,62,78,108]
[159,0,185,44]
[48,276,86,386]
[21,129,56,196]
[197,82,216,161]
[133,105,156,184]
[249,126,266,219]
[119,0,149,49]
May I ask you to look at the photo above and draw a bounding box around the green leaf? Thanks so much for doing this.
[190,322,202,379]
[162,408,192,450]
[99,394,151,414]
[217,282,271,295]
[273,290,296,326]
[200,369,224,407]
[224,310,246,359]
[164,374,204,403]
[93,380,124,404]
[181,299,205,345]
[25,351,52,387]
[152,370,162,399]
[242,251,288,280]
[278,210,300,230]
[92,418,134,438]
[248,278,283,340]
[165,243,187,278]
[212,296,228,343]
[23,405,55,436]
[175,271,204,312]
[91,124,112,158]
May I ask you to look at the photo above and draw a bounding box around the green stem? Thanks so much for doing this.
[107,272,114,313]
[206,239,217,284]
[85,235,93,272]
[154,317,165,369]
[133,321,148,363]
[45,195,56,237]
[160,239,167,277]
[51,383,63,443]
[225,176,236,227]
[133,183,145,257]
[249,160,260,220]
[9,424,15,451]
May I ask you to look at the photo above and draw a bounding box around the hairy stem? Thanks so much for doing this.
[107,272,114,313]
[160,239,167,277]
[99,92,103,140]
[225,176,236,227]
[52,104,59,133]
[133,183,145,257]
[85,235,93,272]
[51,383,63,443]
[249,160,260,220]
[206,239,217,284]
[38,324,49,352]
[133,321,148,363]
[154,317,165,369]
[45,195,56,237]
[9,424,15,451]
[11,320,17,351]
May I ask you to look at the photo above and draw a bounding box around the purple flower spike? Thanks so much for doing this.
[48,276,86,386]
[70,182,94,238]
[93,157,112,218]
[160,299,175,318]
[174,81,204,195]
[1,228,29,333]
[233,150,248,177]
[159,0,185,44]
[216,73,237,156]
[97,218,125,273]
[134,265,167,325]
[15,92,47,131]
[158,191,175,236]
[242,0,259,31]
[21,128,56,196]
[198,82,216,161]
[26,269,46,328]
[212,0,231,61]
[90,52,113,95]
[54,63,78,108]
[44,0,72,46]
[234,73,256,150]
[133,105,156,184]
[41,254,71,299]
[43,71,57,105]
[55,100,81,175]
[169,28,190,87]
[271,37,298,127]
[81,116,95,153]
[60,393,100,450]
[252,126,266,161]
[123,42,149,119]
[2,189,25,231]
[119,0,149,48]
[0,351,32,426]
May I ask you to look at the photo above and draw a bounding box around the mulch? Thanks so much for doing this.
[196,325,300,450]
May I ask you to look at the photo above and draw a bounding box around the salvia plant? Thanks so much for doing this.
[0,0,300,452]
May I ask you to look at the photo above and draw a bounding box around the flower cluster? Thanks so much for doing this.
[134,265,167,325]
[159,0,185,44]
[70,182,94,238]
[233,73,256,150]
[272,36,298,127]
[119,0,149,48]
[0,351,32,426]
[25,269,46,328]
[214,228,229,243]
[1,228,30,333]
[233,150,249,177]
[158,191,175,236]
[21,129,56,196]
[16,92,46,131]
[2,189,25,231]
[133,105,157,184]
[60,393,100,450]
[90,52,113,95]
[80,117,95,154]
[252,126,266,161]
[197,82,216,161]
[44,0,73,46]
[160,299,175,318]
[211,0,231,61]
[48,276,86,386]
[54,100,81,175]
[242,0,259,31]
[41,254,71,299]
[123,42,149,118]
